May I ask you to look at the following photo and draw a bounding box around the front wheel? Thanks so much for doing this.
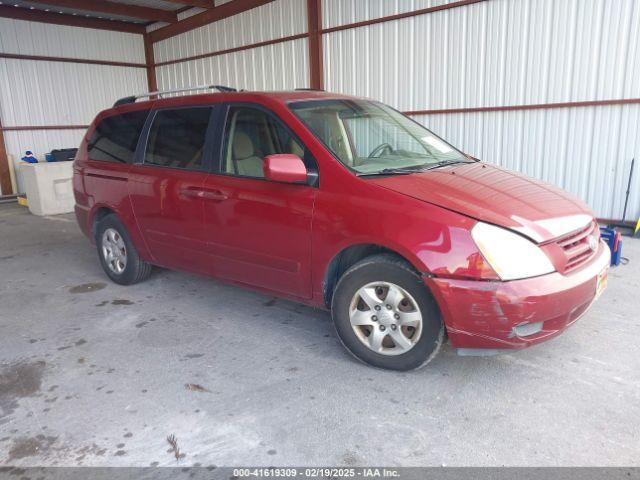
[331,254,444,371]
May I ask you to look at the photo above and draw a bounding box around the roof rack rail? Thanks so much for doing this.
[294,88,325,91]
[113,84,236,107]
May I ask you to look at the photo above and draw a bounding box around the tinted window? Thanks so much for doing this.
[88,110,148,164]
[144,107,212,170]
[223,107,305,178]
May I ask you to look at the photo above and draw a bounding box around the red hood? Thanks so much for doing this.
[369,163,593,243]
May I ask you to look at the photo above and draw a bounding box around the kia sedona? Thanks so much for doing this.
[73,87,610,371]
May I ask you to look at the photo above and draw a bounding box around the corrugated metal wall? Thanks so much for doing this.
[323,0,454,29]
[156,38,309,92]
[0,18,144,61]
[323,0,640,220]
[325,0,640,110]
[154,0,310,91]
[0,18,146,167]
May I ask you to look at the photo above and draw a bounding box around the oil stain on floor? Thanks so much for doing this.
[7,435,58,462]
[0,360,45,421]
[111,299,134,305]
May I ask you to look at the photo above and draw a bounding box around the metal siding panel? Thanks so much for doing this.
[0,18,145,62]
[0,18,144,167]
[155,37,309,92]
[324,0,640,109]
[623,0,640,98]
[0,58,147,157]
[0,59,147,125]
[322,0,452,29]
[3,130,86,162]
[153,0,307,63]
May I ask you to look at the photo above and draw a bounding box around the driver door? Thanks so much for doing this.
[202,104,317,299]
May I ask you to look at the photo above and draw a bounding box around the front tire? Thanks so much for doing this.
[331,254,444,371]
[95,214,152,285]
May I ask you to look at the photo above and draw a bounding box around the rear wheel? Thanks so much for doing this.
[331,254,444,370]
[95,214,152,285]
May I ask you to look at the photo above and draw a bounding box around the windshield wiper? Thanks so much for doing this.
[357,166,424,177]
[424,160,472,170]
[357,160,473,177]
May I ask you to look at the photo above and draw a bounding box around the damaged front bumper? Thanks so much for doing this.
[425,241,611,353]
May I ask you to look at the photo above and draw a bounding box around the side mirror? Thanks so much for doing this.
[263,154,308,184]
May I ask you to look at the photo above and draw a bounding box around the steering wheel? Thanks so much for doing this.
[368,143,393,158]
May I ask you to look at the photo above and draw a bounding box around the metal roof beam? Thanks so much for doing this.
[35,0,178,23]
[0,5,146,33]
[149,0,274,43]
[159,0,213,8]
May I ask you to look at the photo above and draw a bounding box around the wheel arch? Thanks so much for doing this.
[88,204,153,264]
[91,206,116,238]
[322,243,426,308]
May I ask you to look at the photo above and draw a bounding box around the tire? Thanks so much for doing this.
[331,253,444,371]
[95,213,152,285]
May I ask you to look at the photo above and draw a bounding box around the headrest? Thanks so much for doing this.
[289,139,304,158]
[233,131,254,159]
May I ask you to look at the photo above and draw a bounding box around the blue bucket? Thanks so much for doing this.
[599,227,622,266]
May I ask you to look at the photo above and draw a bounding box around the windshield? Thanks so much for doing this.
[289,99,469,175]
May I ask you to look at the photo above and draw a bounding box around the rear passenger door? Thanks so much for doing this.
[202,104,317,298]
[128,106,218,274]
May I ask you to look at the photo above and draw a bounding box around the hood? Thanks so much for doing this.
[368,162,593,243]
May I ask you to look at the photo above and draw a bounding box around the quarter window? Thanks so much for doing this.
[144,107,212,170]
[223,107,305,178]
[88,110,148,164]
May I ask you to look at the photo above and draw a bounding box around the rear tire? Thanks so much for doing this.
[95,213,152,285]
[331,254,444,371]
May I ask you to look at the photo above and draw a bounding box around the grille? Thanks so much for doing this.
[555,221,598,273]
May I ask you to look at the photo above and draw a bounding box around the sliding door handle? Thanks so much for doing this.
[200,190,228,201]
[180,188,228,201]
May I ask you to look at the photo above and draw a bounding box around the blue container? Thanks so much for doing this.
[45,153,55,162]
[599,227,622,266]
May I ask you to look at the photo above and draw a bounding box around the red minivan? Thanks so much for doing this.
[73,87,610,370]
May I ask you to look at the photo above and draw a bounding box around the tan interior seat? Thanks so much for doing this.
[289,138,304,158]
[232,131,264,177]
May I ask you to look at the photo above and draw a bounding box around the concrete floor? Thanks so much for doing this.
[0,202,639,467]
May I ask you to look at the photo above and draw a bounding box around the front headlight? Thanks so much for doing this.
[471,222,555,281]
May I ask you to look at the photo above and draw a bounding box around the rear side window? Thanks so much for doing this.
[144,107,212,171]
[88,110,148,164]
